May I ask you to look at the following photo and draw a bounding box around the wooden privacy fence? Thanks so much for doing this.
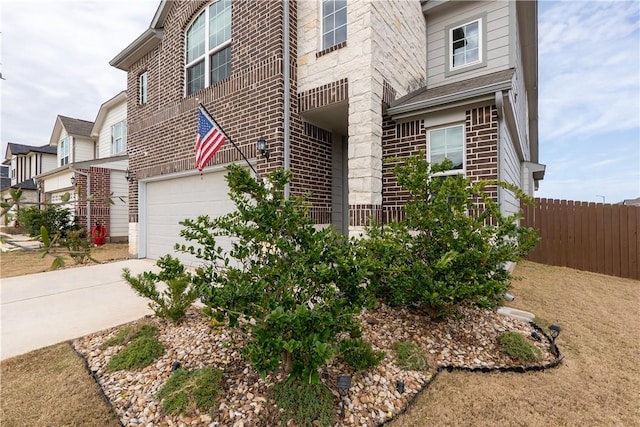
[520,198,639,280]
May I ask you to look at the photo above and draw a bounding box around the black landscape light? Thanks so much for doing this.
[337,375,351,418]
[171,361,181,372]
[257,136,270,161]
[396,380,405,394]
[548,324,562,357]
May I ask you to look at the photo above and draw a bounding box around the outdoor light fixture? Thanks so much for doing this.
[124,169,131,182]
[337,375,351,418]
[257,136,270,161]
[171,361,181,372]
[70,176,76,186]
[548,324,562,357]
[396,381,405,394]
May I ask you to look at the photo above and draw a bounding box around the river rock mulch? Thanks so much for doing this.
[72,304,559,427]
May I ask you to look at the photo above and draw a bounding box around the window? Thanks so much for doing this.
[185,0,231,96]
[139,72,148,105]
[445,15,486,75]
[60,137,70,166]
[322,0,347,50]
[428,125,464,175]
[111,121,127,155]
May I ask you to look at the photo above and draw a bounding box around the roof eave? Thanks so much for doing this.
[388,79,513,120]
[110,28,163,71]
[91,91,127,137]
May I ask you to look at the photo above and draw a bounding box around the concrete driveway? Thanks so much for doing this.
[1,259,158,360]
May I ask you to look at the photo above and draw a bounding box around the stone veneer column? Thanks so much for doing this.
[347,75,383,236]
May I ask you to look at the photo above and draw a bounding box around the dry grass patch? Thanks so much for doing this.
[0,242,129,278]
[389,261,640,427]
[0,342,119,426]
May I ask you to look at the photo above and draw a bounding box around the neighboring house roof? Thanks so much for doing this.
[619,197,640,206]
[91,91,127,138]
[4,142,57,161]
[35,154,128,180]
[388,69,515,116]
[9,178,37,191]
[49,115,94,146]
[59,116,94,138]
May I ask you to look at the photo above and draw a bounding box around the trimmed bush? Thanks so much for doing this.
[105,324,158,347]
[339,338,385,371]
[106,335,164,371]
[272,377,335,427]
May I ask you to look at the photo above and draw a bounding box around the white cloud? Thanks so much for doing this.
[0,0,157,152]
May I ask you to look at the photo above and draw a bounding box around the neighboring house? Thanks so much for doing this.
[1,143,57,224]
[35,92,129,242]
[110,0,543,262]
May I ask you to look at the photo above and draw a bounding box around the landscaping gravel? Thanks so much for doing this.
[73,304,557,427]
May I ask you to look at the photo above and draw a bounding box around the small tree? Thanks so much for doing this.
[177,165,369,383]
[360,155,538,319]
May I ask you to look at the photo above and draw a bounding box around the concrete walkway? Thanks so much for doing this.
[1,259,158,360]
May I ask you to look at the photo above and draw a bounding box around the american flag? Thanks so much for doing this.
[195,106,227,172]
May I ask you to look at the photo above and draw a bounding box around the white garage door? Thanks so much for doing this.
[144,169,236,267]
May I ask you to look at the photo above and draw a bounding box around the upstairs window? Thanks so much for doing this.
[60,137,70,166]
[185,0,232,96]
[322,0,347,50]
[428,125,464,175]
[139,72,148,105]
[111,121,127,155]
[445,15,486,75]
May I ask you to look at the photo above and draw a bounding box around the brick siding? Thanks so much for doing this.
[74,167,111,234]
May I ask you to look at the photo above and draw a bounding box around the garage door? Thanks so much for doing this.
[144,169,236,267]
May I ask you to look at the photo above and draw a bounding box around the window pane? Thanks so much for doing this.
[323,0,334,16]
[335,24,347,45]
[323,33,333,50]
[323,15,334,33]
[187,60,205,95]
[335,4,347,27]
[451,20,480,68]
[187,13,205,63]
[210,0,231,48]
[430,126,464,171]
[210,46,231,84]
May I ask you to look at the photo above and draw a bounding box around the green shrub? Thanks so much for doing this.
[105,324,158,347]
[157,367,223,415]
[497,331,542,362]
[17,205,75,238]
[176,166,369,382]
[62,228,96,265]
[272,377,336,427]
[106,335,164,371]
[393,341,428,371]
[339,338,385,371]
[122,255,199,323]
[360,155,539,319]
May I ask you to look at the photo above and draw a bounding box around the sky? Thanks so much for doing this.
[1,0,639,204]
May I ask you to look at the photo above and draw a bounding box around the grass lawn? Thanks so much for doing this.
[1,259,638,426]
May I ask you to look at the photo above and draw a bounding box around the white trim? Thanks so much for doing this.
[449,18,483,70]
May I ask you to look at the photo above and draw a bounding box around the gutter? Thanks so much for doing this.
[388,79,513,119]
[283,0,291,199]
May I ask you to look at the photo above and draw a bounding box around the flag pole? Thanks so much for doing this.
[198,102,259,178]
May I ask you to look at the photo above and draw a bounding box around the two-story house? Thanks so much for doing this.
[111,0,542,262]
[1,143,57,224]
[35,91,129,241]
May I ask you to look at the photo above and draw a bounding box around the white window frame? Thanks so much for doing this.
[185,0,232,96]
[321,0,347,50]
[445,13,487,76]
[139,72,148,105]
[427,124,465,176]
[60,137,70,166]
[111,121,127,155]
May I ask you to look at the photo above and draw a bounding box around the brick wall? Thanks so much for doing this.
[74,167,111,234]
[381,105,499,222]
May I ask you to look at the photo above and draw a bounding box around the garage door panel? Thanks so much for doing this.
[145,170,236,267]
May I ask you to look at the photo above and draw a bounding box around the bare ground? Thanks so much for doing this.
[0,242,129,278]
[389,262,640,426]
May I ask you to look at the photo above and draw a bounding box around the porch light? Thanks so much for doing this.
[70,176,76,186]
[124,169,131,182]
[337,375,351,418]
[257,136,270,161]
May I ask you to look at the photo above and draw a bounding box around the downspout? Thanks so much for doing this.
[69,166,90,234]
[283,0,291,199]
[494,91,503,209]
